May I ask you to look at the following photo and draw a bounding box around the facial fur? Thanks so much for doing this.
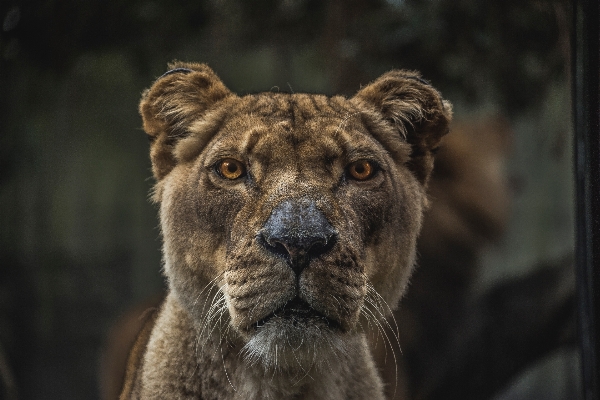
[140,63,451,375]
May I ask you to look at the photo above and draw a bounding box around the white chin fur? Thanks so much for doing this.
[240,316,351,373]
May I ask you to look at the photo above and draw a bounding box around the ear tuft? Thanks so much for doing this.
[139,62,233,180]
[353,70,452,185]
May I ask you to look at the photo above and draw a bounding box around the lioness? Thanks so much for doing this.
[121,62,451,399]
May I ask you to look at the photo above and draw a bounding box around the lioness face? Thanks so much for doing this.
[141,63,451,371]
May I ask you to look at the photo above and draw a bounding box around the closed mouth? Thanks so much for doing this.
[252,297,340,331]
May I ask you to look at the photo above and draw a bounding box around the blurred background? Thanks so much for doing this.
[0,0,577,399]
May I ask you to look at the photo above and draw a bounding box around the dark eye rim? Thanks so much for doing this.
[214,158,247,180]
[346,159,379,181]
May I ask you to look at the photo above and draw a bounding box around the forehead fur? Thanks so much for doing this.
[174,92,412,168]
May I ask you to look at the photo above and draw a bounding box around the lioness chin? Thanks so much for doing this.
[120,62,451,400]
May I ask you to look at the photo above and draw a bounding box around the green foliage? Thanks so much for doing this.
[2,0,567,109]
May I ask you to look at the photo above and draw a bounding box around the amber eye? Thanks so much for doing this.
[216,158,246,180]
[347,160,376,181]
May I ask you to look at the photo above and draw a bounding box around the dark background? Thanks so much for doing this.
[0,0,576,399]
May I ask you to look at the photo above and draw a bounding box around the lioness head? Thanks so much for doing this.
[140,62,451,371]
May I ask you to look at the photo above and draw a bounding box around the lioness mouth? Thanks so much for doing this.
[253,297,339,331]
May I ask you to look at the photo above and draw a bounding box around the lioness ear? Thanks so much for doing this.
[352,70,452,185]
[140,62,233,180]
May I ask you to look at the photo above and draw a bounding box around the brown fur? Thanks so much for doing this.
[372,115,512,399]
[119,305,160,398]
[120,62,451,399]
[99,295,163,400]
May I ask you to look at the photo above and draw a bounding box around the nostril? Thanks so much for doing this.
[259,233,290,259]
[259,198,338,274]
[306,235,335,258]
[258,229,337,274]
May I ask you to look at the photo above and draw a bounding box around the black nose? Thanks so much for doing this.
[260,198,337,275]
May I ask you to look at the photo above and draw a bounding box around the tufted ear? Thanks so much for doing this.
[139,62,233,180]
[352,70,452,185]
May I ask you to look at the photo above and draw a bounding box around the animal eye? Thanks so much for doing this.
[347,160,376,181]
[216,158,246,180]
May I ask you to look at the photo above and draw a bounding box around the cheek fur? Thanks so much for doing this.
[195,175,247,235]
[339,183,395,245]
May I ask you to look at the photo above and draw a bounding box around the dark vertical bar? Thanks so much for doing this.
[573,0,600,398]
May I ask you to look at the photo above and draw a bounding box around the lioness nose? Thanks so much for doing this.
[260,198,337,275]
